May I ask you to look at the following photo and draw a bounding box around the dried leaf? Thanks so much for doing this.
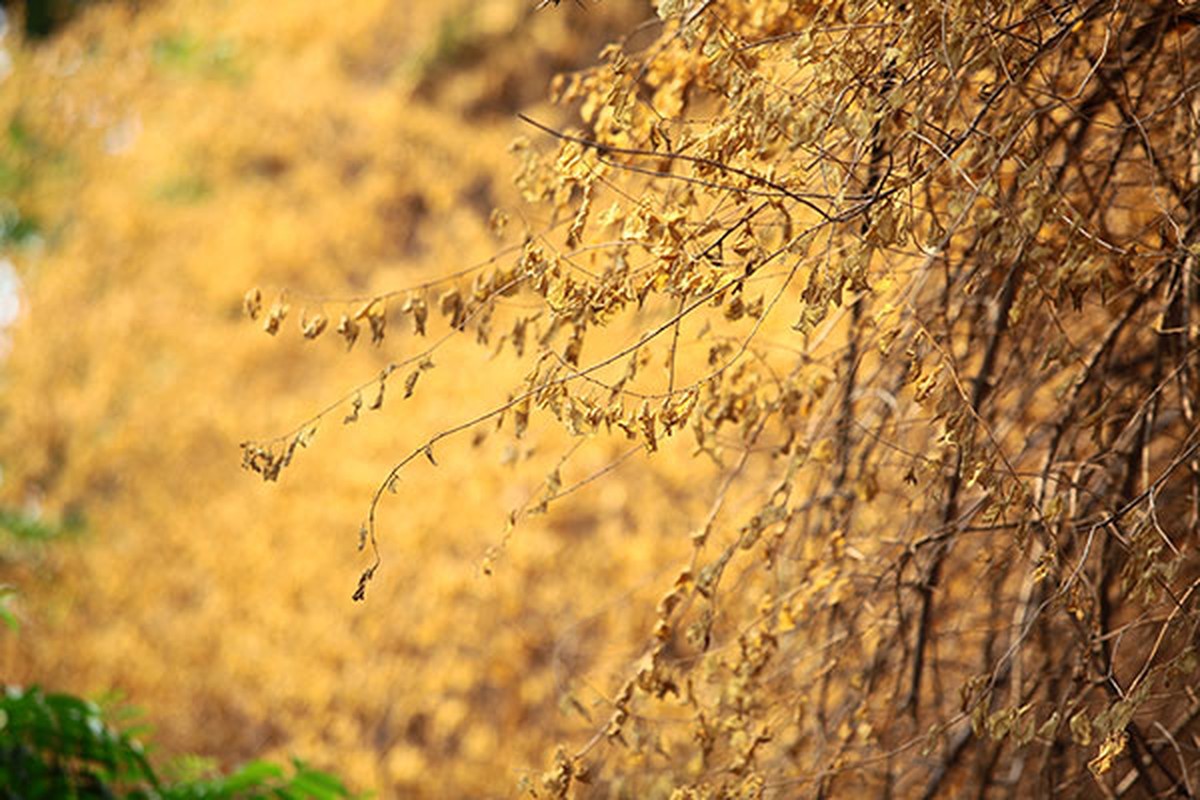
[1087,732,1127,777]
[439,289,463,326]
[301,311,328,339]
[344,392,363,424]
[1069,711,1092,746]
[511,316,529,357]
[514,396,531,438]
[368,301,388,345]
[369,377,386,410]
[336,313,359,350]
[488,208,509,238]
[412,298,428,336]
[243,287,263,320]
[637,400,657,452]
[404,369,420,399]
[263,296,289,335]
[352,564,377,602]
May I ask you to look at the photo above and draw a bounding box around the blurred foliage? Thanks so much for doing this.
[0,507,83,543]
[0,685,158,798]
[0,685,353,798]
[0,587,16,631]
[12,1,100,39]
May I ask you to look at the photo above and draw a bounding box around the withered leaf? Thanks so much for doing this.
[564,325,584,366]
[638,400,658,452]
[352,564,377,602]
[243,287,263,320]
[369,315,386,345]
[352,298,387,345]
[514,396,531,438]
[724,295,745,321]
[336,313,359,350]
[511,316,529,357]
[344,392,363,424]
[412,298,428,336]
[439,289,465,329]
[745,294,764,318]
[488,207,509,238]
[1088,732,1127,777]
[369,377,386,410]
[263,296,289,335]
[301,311,328,339]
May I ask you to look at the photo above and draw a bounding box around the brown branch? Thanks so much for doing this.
[905,245,1025,718]
[516,112,840,221]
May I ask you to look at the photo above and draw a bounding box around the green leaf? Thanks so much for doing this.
[0,587,18,632]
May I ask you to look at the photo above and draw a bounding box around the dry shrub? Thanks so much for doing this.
[251,2,1200,796]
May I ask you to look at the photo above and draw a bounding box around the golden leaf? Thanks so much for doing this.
[263,296,289,335]
[243,287,262,320]
[300,312,327,339]
[335,313,359,350]
[1087,732,1127,777]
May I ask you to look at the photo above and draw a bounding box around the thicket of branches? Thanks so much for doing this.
[245,1,1200,796]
